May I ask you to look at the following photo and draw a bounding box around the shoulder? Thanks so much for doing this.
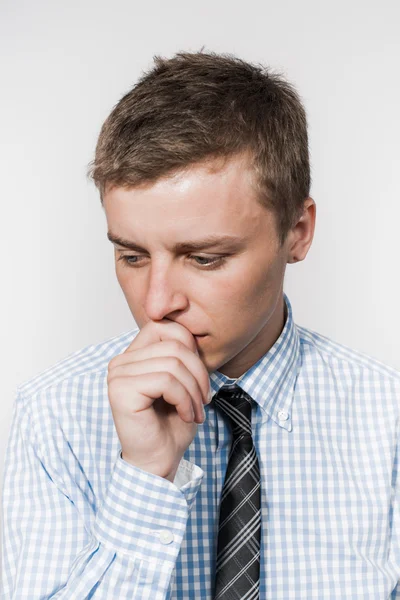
[296,323,400,389]
[17,326,140,405]
[10,329,140,493]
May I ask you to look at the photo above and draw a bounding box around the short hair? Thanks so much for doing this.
[87,50,311,247]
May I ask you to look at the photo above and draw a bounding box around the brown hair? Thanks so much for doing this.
[87,50,311,247]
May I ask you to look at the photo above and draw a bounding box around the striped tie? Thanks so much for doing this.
[213,384,261,600]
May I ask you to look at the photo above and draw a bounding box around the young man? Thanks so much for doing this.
[2,51,400,599]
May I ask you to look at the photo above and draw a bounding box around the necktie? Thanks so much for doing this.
[213,384,261,600]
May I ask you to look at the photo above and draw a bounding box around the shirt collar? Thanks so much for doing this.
[206,292,300,432]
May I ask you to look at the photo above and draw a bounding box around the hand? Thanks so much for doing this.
[107,319,211,482]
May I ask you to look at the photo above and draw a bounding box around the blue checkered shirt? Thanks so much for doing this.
[2,293,400,599]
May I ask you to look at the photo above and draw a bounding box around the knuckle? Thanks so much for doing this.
[108,356,119,371]
[107,370,120,386]
[168,355,183,370]
[161,371,175,385]
[165,339,183,354]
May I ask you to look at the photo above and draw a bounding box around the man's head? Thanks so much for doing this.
[88,51,316,377]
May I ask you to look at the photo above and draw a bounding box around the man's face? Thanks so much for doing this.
[103,153,292,377]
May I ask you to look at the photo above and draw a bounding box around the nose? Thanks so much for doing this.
[143,259,189,321]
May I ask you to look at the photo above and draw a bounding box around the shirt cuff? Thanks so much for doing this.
[173,456,199,491]
[93,450,204,566]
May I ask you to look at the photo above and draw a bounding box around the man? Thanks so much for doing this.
[1,51,400,599]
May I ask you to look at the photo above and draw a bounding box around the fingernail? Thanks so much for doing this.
[207,389,213,403]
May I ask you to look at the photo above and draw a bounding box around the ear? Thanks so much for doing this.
[286,198,316,264]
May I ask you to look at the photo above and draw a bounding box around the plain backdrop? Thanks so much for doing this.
[1,0,399,571]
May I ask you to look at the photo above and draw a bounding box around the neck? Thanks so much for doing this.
[217,292,287,379]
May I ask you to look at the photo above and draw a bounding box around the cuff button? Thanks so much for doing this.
[159,529,174,545]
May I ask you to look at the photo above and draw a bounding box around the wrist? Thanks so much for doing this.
[121,452,179,482]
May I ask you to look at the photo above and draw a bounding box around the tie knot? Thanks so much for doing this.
[213,384,253,438]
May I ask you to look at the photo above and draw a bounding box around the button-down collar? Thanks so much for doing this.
[206,292,300,432]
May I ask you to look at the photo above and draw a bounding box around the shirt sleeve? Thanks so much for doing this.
[388,420,400,598]
[0,388,204,599]
[390,583,400,599]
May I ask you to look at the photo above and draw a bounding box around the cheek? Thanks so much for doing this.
[116,268,130,294]
[116,268,142,307]
[221,268,282,333]
[218,262,275,308]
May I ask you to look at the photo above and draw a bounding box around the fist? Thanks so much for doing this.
[107,319,212,482]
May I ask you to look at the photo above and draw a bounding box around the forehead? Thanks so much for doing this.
[102,153,274,240]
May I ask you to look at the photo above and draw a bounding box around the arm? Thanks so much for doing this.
[0,389,203,599]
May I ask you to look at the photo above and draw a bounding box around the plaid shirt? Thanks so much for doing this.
[2,293,400,599]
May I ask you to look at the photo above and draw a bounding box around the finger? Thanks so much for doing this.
[108,356,205,423]
[110,339,211,405]
[124,319,199,358]
[112,372,196,423]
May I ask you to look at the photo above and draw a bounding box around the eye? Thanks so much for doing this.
[117,254,227,270]
[191,255,223,267]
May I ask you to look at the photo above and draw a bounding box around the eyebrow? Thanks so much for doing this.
[107,231,246,252]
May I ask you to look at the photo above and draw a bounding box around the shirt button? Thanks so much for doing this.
[159,530,174,545]
[278,410,288,421]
